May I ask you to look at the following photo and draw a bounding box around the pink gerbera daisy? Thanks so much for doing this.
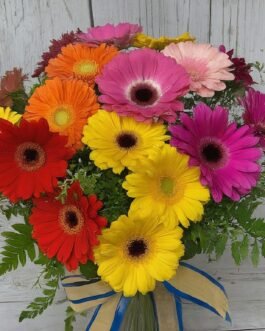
[96,48,190,123]
[170,103,262,202]
[79,22,142,48]
[162,42,234,97]
[241,88,265,148]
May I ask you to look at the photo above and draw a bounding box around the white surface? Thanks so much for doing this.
[1,215,265,331]
[1,0,265,330]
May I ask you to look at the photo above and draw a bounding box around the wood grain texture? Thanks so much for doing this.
[92,0,211,41]
[0,0,265,330]
[1,214,265,331]
[0,0,91,76]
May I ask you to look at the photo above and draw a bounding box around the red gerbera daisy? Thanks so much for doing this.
[0,118,73,202]
[29,181,107,271]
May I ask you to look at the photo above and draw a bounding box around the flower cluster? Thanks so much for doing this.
[0,22,264,323]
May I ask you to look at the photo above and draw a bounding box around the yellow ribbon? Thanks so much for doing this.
[62,262,230,331]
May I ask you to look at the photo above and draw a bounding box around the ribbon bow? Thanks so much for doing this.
[62,262,231,331]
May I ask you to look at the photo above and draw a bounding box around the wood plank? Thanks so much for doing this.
[92,0,211,41]
[210,0,265,66]
[0,0,91,77]
[0,215,265,330]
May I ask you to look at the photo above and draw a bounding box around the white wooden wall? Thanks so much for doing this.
[0,1,265,330]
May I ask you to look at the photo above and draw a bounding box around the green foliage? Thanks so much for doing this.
[0,195,32,220]
[121,293,158,331]
[93,169,131,222]
[64,306,87,331]
[183,173,265,265]
[19,257,64,322]
[251,61,265,85]
[8,89,28,114]
[183,81,246,111]
[0,222,36,276]
[67,147,132,223]
[64,307,76,331]
[80,260,98,279]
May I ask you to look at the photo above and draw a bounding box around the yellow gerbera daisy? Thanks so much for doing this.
[94,211,184,297]
[132,32,195,50]
[82,110,169,174]
[123,144,210,228]
[0,107,21,124]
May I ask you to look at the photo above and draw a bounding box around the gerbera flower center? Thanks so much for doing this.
[73,60,98,76]
[256,122,265,135]
[181,58,208,83]
[160,176,175,196]
[199,138,228,169]
[15,142,46,171]
[188,70,200,81]
[128,80,161,107]
[116,131,138,149]
[127,238,148,258]
[59,205,84,235]
[53,106,72,127]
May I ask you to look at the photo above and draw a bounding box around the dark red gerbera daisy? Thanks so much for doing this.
[32,30,80,77]
[219,45,254,88]
[29,181,107,271]
[0,118,73,202]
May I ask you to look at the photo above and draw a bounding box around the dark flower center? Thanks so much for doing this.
[116,132,137,149]
[129,82,160,106]
[199,139,228,170]
[135,88,153,103]
[127,239,147,258]
[23,148,39,163]
[59,205,84,235]
[201,143,222,163]
[15,142,46,171]
[65,211,78,228]
[256,122,265,135]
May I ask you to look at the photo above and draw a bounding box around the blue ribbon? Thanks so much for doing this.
[175,297,184,331]
[63,262,231,331]
[110,296,131,331]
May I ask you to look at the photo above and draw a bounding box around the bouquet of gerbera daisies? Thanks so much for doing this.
[0,22,265,331]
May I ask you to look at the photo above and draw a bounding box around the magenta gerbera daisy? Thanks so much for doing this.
[241,88,265,148]
[162,42,234,97]
[79,22,142,48]
[96,48,190,123]
[170,103,262,202]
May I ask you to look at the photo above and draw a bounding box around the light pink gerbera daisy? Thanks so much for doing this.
[96,48,190,123]
[162,42,234,97]
[170,103,262,202]
[241,88,265,149]
[78,22,142,48]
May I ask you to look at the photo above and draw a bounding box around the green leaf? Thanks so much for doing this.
[251,240,260,267]
[262,241,265,258]
[215,234,228,259]
[80,261,98,279]
[19,250,27,266]
[231,241,241,265]
[240,236,249,261]
[27,245,36,262]
[19,261,64,322]
[64,307,76,331]
[12,223,31,235]
[0,198,32,220]
[0,222,35,276]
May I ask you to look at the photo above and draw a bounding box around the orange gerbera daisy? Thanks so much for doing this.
[24,78,99,150]
[45,43,118,86]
